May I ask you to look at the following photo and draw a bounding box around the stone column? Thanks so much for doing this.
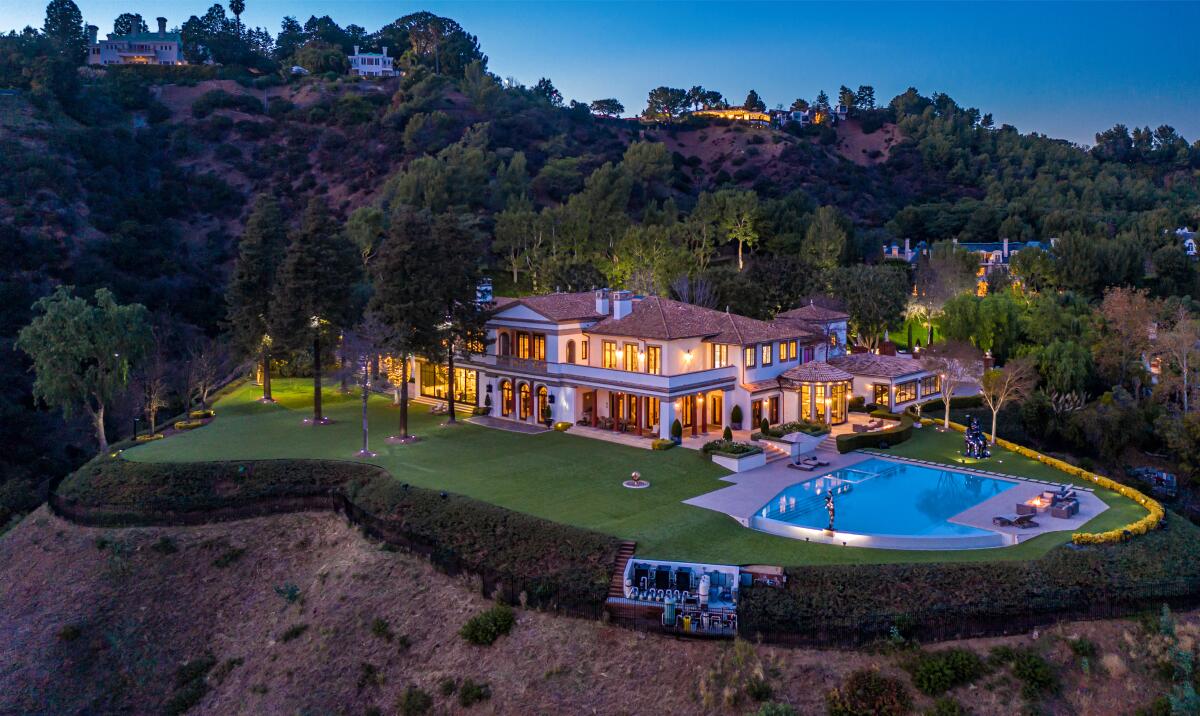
[659,399,676,440]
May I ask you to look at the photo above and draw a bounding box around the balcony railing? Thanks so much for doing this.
[465,353,738,395]
[493,354,549,374]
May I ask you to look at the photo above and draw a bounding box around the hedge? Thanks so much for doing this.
[56,455,620,612]
[753,421,830,440]
[738,518,1200,641]
[700,440,762,458]
[835,414,915,453]
[926,418,1164,545]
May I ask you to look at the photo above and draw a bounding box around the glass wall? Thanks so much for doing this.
[419,363,478,405]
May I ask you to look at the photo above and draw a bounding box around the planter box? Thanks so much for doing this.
[711,450,767,473]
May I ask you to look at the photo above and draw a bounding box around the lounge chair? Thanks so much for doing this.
[787,460,814,471]
[809,455,830,467]
[992,515,1015,526]
[1013,514,1039,529]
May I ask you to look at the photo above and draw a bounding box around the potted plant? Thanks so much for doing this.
[730,404,743,430]
[483,393,493,415]
[541,404,553,427]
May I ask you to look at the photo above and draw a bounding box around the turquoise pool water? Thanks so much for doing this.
[757,458,1017,538]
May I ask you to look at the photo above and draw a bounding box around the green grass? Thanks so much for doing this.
[125,379,1146,566]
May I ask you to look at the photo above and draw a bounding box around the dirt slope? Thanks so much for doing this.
[0,507,1178,715]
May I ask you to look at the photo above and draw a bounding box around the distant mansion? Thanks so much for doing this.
[348,46,396,78]
[689,105,849,128]
[87,17,184,66]
[885,237,1052,294]
[403,290,940,440]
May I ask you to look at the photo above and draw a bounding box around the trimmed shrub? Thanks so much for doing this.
[836,414,914,453]
[731,404,743,426]
[760,418,770,433]
[825,669,911,716]
[553,421,572,431]
[701,440,763,458]
[174,420,205,430]
[848,395,867,412]
[671,419,683,440]
[459,604,516,646]
[651,439,676,450]
[722,426,733,441]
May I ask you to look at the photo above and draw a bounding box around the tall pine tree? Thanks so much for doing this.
[227,195,287,402]
[271,197,360,424]
[368,208,443,440]
[427,212,488,424]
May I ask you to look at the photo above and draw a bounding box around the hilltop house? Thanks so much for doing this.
[402,290,940,441]
[348,46,396,78]
[691,108,771,126]
[884,237,1052,294]
[1174,227,1198,259]
[87,17,184,66]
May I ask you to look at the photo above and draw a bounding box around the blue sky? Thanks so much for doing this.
[6,1,1198,144]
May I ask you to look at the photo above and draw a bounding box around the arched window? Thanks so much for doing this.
[566,340,576,363]
[500,381,514,416]
[518,383,532,420]
[537,385,549,422]
[499,333,511,356]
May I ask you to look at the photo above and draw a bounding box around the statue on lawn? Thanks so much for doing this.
[964,416,991,459]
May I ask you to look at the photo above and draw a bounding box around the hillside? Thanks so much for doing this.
[0,506,1184,715]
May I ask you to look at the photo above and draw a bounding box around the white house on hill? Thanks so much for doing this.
[348,46,396,78]
[87,17,184,66]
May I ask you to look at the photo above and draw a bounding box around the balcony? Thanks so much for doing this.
[464,353,737,396]
[493,354,549,374]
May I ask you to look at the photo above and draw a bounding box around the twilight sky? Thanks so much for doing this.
[5,1,1198,145]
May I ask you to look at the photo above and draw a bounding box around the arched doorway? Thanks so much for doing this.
[518,383,532,420]
[500,380,514,417]
[536,385,549,423]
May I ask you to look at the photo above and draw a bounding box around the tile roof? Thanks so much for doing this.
[776,301,849,323]
[828,353,927,379]
[780,362,854,383]
[586,296,807,345]
[495,292,605,322]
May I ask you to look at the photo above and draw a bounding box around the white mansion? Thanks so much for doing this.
[87,18,185,66]
[406,290,941,441]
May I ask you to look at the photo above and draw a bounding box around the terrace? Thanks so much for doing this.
[125,378,1148,566]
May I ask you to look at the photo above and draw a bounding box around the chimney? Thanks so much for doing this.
[157,17,166,37]
[904,238,911,259]
[1002,237,1009,257]
[612,290,633,320]
[353,45,359,56]
[87,24,98,45]
[594,288,610,316]
[382,46,388,57]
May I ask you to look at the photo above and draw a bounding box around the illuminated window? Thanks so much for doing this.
[895,381,917,404]
[709,343,728,368]
[645,345,662,375]
[789,340,798,360]
[920,375,941,396]
[744,346,756,368]
[761,343,773,366]
[779,342,787,363]
[517,332,530,359]
[532,334,546,361]
[873,383,889,406]
[602,341,618,369]
[623,342,639,371]
[581,339,589,362]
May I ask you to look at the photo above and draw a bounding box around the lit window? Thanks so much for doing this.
[789,340,798,360]
[581,340,589,362]
[624,342,639,371]
[646,346,661,375]
[744,346,756,368]
[602,341,617,369]
[709,344,728,368]
[779,342,787,363]
[761,343,773,366]
[895,381,917,404]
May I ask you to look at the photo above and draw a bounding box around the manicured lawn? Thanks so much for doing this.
[126,379,1147,566]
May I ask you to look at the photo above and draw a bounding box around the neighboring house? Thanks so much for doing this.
[348,46,396,77]
[774,108,829,127]
[1175,227,1198,259]
[403,289,940,441]
[691,108,771,126]
[87,17,184,66]
[883,237,1052,294]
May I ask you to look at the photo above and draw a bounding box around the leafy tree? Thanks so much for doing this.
[914,241,977,343]
[743,89,765,112]
[1157,306,1199,413]
[112,13,148,36]
[589,98,624,117]
[838,85,855,108]
[16,287,151,453]
[43,0,87,64]
[1094,286,1154,393]
[1009,246,1055,293]
[380,12,485,77]
[832,264,908,349]
[814,90,830,111]
[1051,232,1101,296]
[789,98,809,112]
[1038,339,1093,395]
[270,197,361,425]
[979,358,1037,443]
[275,15,305,60]
[368,208,444,441]
[643,86,688,122]
[227,195,287,402]
[854,85,876,110]
[919,340,982,429]
[802,205,848,288]
[533,77,563,106]
[294,40,348,74]
[716,189,759,271]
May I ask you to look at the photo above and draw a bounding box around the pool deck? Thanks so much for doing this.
[684,452,1106,549]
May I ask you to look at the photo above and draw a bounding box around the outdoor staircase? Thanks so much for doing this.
[607,541,637,599]
[759,441,791,464]
[815,434,840,459]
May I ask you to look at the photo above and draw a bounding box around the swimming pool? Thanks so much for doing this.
[750,457,1019,549]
